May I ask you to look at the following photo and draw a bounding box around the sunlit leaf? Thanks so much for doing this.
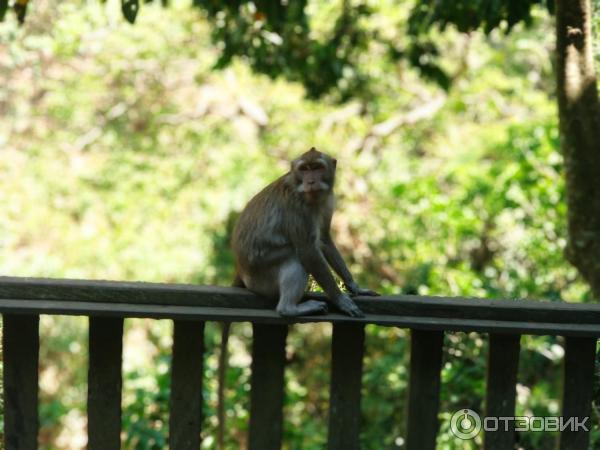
[122,0,139,23]
[14,0,27,24]
[0,0,8,22]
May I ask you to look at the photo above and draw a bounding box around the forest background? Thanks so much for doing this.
[1,0,599,449]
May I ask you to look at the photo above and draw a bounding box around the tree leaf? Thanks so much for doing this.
[14,0,28,24]
[122,0,139,24]
[0,0,8,22]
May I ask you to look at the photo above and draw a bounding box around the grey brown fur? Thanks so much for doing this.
[232,148,378,317]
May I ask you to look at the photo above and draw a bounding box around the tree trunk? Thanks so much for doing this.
[556,0,600,299]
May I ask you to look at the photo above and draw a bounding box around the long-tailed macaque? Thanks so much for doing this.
[232,147,379,317]
[218,150,378,448]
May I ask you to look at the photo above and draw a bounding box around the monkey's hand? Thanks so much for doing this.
[334,294,364,318]
[346,282,380,297]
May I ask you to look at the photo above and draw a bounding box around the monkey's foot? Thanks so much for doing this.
[298,300,329,315]
[346,282,380,297]
[277,300,328,317]
[334,294,364,317]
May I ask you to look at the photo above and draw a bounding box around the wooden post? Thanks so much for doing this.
[87,316,124,450]
[3,314,40,450]
[248,324,288,450]
[169,320,205,450]
[406,329,443,450]
[327,323,365,450]
[484,334,520,450]
[559,336,597,450]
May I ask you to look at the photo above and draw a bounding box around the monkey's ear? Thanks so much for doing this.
[332,158,337,168]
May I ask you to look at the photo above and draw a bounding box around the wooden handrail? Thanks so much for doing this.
[0,276,597,450]
[1,276,600,335]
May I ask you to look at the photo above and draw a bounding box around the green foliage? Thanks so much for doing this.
[408,0,554,35]
[0,0,556,98]
[594,0,600,75]
[37,316,88,447]
[122,0,140,23]
[1,1,599,449]
[404,0,556,89]
[193,0,557,95]
[0,0,8,21]
[194,0,375,100]
[122,354,170,450]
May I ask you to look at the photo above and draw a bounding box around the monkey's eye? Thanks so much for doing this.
[298,165,309,171]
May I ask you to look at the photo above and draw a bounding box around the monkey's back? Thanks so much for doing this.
[232,176,295,270]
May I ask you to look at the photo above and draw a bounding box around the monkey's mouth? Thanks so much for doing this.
[304,186,322,193]
[297,183,328,199]
[303,190,324,203]
[302,182,328,193]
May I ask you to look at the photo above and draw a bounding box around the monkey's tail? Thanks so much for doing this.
[217,274,245,450]
[217,322,230,450]
[232,272,245,288]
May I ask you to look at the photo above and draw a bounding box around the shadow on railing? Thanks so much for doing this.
[0,276,597,450]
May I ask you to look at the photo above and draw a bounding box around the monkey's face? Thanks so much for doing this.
[292,148,336,203]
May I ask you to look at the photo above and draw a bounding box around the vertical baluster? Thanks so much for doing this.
[169,320,205,450]
[87,316,124,450]
[484,333,520,450]
[406,329,444,450]
[248,324,288,450]
[327,323,365,450]
[3,314,40,450]
[559,336,597,450]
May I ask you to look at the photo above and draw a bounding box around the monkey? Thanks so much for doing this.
[232,147,379,317]
[217,149,379,448]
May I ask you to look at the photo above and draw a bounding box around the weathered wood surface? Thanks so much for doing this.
[248,324,288,450]
[87,316,124,450]
[169,320,205,450]
[2,277,600,335]
[558,336,597,450]
[484,334,520,450]
[3,314,40,450]
[405,329,444,450]
[328,323,365,450]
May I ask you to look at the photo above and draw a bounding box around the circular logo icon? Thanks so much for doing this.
[450,409,482,440]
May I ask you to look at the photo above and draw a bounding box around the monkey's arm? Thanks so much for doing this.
[297,244,343,298]
[321,233,379,297]
[296,242,364,317]
[321,234,354,285]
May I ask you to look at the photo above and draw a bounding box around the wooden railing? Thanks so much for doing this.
[0,276,598,450]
